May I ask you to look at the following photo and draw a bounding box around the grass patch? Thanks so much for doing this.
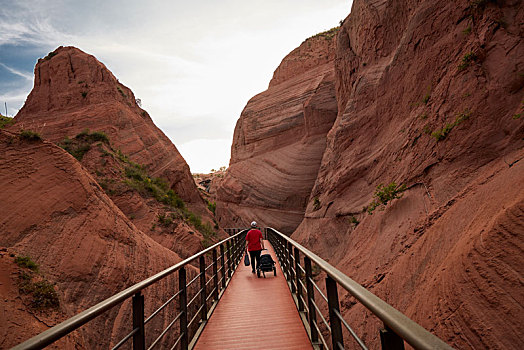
[15,256,59,310]
[458,52,477,71]
[59,129,110,160]
[20,130,42,141]
[463,26,472,35]
[512,113,522,120]
[0,115,14,129]
[81,91,88,98]
[15,256,38,271]
[308,26,340,41]
[367,182,407,215]
[124,164,186,209]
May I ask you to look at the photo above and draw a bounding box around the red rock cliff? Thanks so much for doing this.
[13,46,202,206]
[216,34,338,233]
[219,0,523,348]
[291,0,523,348]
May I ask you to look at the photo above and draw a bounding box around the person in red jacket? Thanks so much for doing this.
[245,221,264,274]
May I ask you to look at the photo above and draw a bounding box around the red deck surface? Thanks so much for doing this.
[193,240,313,350]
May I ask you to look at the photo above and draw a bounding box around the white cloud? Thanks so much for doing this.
[178,138,232,173]
[0,62,32,80]
[0,0,352,172]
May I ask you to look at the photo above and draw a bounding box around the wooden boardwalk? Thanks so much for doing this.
[194,240,312,350]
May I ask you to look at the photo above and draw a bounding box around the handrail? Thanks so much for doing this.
[14,229,248,350]
[267,227,453,350]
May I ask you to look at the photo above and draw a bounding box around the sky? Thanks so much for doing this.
[0,0,351,173]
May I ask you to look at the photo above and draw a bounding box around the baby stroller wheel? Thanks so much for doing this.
[257,269,260,278]
[273,267,276,276]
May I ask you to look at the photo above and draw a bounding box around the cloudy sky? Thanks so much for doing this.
[0,0,351,173]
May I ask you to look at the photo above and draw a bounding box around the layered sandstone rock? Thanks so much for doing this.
[291,0,523,348]
[216,34,338,233]
[12,46,201,206]
[0,131,194,348]
[9,46,221,258]
[219,0,523,348]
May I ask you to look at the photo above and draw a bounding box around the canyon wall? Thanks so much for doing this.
[216,33,338,233]
[0,131,195,348]
[220,0,524,348]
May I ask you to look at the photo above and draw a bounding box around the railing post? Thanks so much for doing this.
[305,257,319,344]
[294,247,304,311]
[326,275,343,349]
[199,256,208,321]
[380,324,405,350]
[288,242,296,292]
[220,244,226,289]
[179,267,188,350]
[132,292,145,350]
[226,240,232,279]
[212,248,219,301]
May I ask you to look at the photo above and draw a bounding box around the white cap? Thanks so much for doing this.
[251,221,257,227]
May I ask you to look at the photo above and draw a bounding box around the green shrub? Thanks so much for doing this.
[19,276,59,309]
[15,256,38,271]
[349,216,359,226]
[31,280,60,309]
[207,200,216,215]
[81,91,88,98]
[117,86,127,98]
[313,197,321,211]
[367,182,407,215]
[60,130,110,160]
[157,213,173,227]
[431,109,471,141]
[463,26,472,35]
[20,130,42,141]
[512,113,521,120]
[458,52,477,71]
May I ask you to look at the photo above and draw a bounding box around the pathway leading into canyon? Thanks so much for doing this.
[193,240,312,350]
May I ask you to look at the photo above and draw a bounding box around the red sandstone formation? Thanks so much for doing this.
[11,46,201,207]
[219,0,523,348]
[0,131,194,347]
[217,33,338,233]
[9,46,220,258]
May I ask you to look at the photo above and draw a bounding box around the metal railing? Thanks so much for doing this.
[13,230,248,350]
[267,227,454,350]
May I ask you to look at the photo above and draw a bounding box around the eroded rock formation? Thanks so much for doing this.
[219,0,524,348]
[9,46,220,259]
[12,46,201,206]
[217,33,338,233]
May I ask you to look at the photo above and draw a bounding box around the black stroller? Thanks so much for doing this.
[257,249,276,278]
